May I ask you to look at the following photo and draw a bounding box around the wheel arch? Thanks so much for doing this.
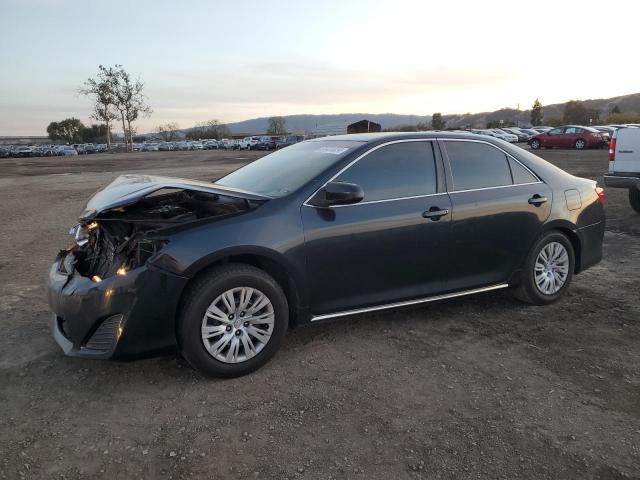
[539,221,582,273]
[178,247,304,329]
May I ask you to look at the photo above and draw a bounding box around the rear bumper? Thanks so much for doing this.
[48,252,189,359]
[603,174,640,190]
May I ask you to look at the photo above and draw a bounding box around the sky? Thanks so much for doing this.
[1,0,639,136]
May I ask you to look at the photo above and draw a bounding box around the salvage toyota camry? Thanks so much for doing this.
[48,132,605,377]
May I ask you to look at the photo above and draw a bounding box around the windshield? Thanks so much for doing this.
[215,140,362,197]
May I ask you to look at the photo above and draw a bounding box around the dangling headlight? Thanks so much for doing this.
[69,222,98,246]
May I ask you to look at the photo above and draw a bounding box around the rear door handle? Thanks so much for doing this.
[528,195,548,206]
[422,207,449,220]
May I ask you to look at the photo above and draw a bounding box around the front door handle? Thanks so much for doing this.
[422,207,449,220]
[528,194,548,206]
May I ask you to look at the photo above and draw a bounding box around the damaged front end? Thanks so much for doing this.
[68,174,268,281]
[67,219,166,281]
[49,174,269,359]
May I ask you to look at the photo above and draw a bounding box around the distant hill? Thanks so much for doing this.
[443,93,640,128]
[194,113,432,135]
[163,92,640,137]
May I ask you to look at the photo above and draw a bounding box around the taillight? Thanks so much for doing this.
[609,138,616,161]
[595,186,605,204]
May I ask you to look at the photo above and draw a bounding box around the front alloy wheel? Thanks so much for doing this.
[530,139,541,150]
[179,264,288,377]
[201,287,275,363]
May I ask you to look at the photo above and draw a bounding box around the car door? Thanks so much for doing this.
[301,140,452,315]
[563,127,579,148]
[440,139,552,291]
[544,127,565,147]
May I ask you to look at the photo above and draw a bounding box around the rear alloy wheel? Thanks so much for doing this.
[530,139,541,150]
[179,264,288,377]
[575,139,586,150]
[533,242,570,295]
[513,231,575,305]
[629,188,640,213]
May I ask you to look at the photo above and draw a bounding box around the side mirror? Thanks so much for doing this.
[314,181,364,207]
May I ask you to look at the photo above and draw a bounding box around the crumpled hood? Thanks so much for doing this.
[80,174,270,220]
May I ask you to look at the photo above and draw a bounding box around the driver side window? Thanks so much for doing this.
[336,141,437,202]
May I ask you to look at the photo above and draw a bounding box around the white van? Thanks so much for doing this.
[604,127,640,212]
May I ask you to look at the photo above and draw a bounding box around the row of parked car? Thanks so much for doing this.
[131,140,220,152]
[0,143,109,158]
[458,123,640,150]
[0,134,311,159]
[132,135,307,153]
[7,123,638,159]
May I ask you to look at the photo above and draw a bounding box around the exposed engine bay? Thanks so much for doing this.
[67,188,259,279]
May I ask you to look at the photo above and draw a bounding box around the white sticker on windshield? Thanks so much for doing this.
[315,147,349,155]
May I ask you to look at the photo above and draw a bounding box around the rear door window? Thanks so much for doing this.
[445,141,513,191]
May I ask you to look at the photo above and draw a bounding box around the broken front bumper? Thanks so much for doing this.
[47,252,189,359]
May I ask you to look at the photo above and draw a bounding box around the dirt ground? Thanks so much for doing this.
[0,147,638,480]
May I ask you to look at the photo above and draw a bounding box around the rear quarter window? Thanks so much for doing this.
[509,158,538,184]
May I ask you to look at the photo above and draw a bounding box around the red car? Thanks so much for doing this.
[528,125,607,150]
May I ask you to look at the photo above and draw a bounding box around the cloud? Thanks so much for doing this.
[150,62,516,111]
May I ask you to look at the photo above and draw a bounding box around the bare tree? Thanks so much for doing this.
[79,65,119,149]
[112,66,152,151]
[156,122,181,142]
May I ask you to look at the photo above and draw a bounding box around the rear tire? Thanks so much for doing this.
[575,139,586,150]
[513,231,575,305]
[629,188,640,213]
[178,264,288,378]
[530,139,541,150]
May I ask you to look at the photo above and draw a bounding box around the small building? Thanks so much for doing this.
[347,119,381,134]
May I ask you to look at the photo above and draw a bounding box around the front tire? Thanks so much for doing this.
[178,264,288,378]
[513,231,575,305]
[530,139,541,150]
[629,188,640,213]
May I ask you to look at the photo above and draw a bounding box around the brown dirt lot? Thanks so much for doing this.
[0,147,638,480]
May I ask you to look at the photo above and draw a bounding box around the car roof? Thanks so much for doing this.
[307,131,489,143]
